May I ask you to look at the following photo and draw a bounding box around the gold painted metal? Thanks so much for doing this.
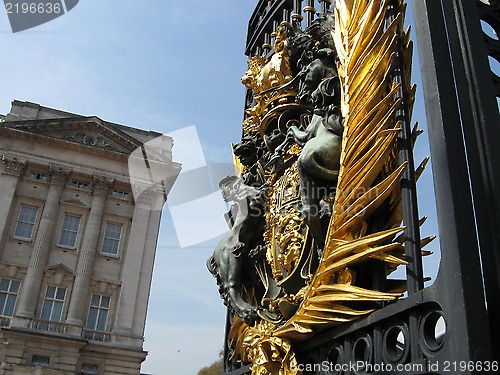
[264,162,307,280]
[242,25,295,135]
[230,0,429,372]
[272,0,421,341]
[229,317,299,375]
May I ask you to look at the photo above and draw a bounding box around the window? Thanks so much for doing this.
[31,355,49,366]
[111,189,129,199]
[0,279,20,317]
[71,180,89,189]
[40,286,66,322]
[14,205,38,239]
[101,223,122,255]
[86,295,110,331]
[29,172,48,182]
[81,364,98,374]
[57,215,81,247]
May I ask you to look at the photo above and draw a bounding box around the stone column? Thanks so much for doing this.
[66,175,113,326]
[132,195,163,335]
[0,155,27,249]
[112,189,154,337]
[15,164,71,318]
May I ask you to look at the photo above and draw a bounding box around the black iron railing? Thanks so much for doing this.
[245,0,332,56]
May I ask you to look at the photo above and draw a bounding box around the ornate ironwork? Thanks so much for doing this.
[213,0,500,373]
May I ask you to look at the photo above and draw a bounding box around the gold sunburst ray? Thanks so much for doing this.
[303,303,374,316]
[324,226,404,262]
[272,0,416,340]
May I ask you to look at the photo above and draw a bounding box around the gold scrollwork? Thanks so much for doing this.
[265,163,308,280]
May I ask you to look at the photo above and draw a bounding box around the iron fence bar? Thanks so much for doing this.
[292,0,303,21]
[476,0,500,96]
[319,0,331,13]
[246,0,293,56]
[439,0,500,361]
[386,2,426,363]
[282,7,290,23]
[304,0,316,27]
[412,0,494,369]
[387,0,424,296]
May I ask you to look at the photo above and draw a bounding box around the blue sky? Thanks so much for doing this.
[0,1,440,374]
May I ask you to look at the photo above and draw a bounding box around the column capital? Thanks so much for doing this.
[49,164,72,185]
[92,175,114,195]
[1,154,27,177]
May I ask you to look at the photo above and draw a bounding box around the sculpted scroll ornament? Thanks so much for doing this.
[92,175,114,195]
[63,132,115,151]
[208,1,431,373]
[48,164,71,185]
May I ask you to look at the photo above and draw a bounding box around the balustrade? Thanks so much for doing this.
[26,318,68,334]
[82,328,112,342]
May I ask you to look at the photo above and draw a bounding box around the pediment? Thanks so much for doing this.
[45,263,76,275]
[4,116,142,154]
[61,198,90,208]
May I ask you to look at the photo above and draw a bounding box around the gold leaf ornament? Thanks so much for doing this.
[225,0,426,370]
[274,0,412,340]
[230,318,301,375]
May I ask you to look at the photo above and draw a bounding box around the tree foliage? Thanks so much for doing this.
[197,350,223,375]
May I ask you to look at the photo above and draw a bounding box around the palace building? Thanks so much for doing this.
[0,100,180,374]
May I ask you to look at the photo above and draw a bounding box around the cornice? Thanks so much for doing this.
[0,127,129,163]
[1,117,143,155]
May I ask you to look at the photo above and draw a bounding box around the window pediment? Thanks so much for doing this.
[61,198,90,208]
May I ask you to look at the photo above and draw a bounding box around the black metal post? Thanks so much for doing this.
[412,0,494,368]
[387,1,424,296]
[438,0,500,361]
[292,0,303,27]
[387,1,425,365]
[304,0,315,27]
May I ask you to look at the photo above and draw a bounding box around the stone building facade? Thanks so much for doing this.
[0,100,180,374]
